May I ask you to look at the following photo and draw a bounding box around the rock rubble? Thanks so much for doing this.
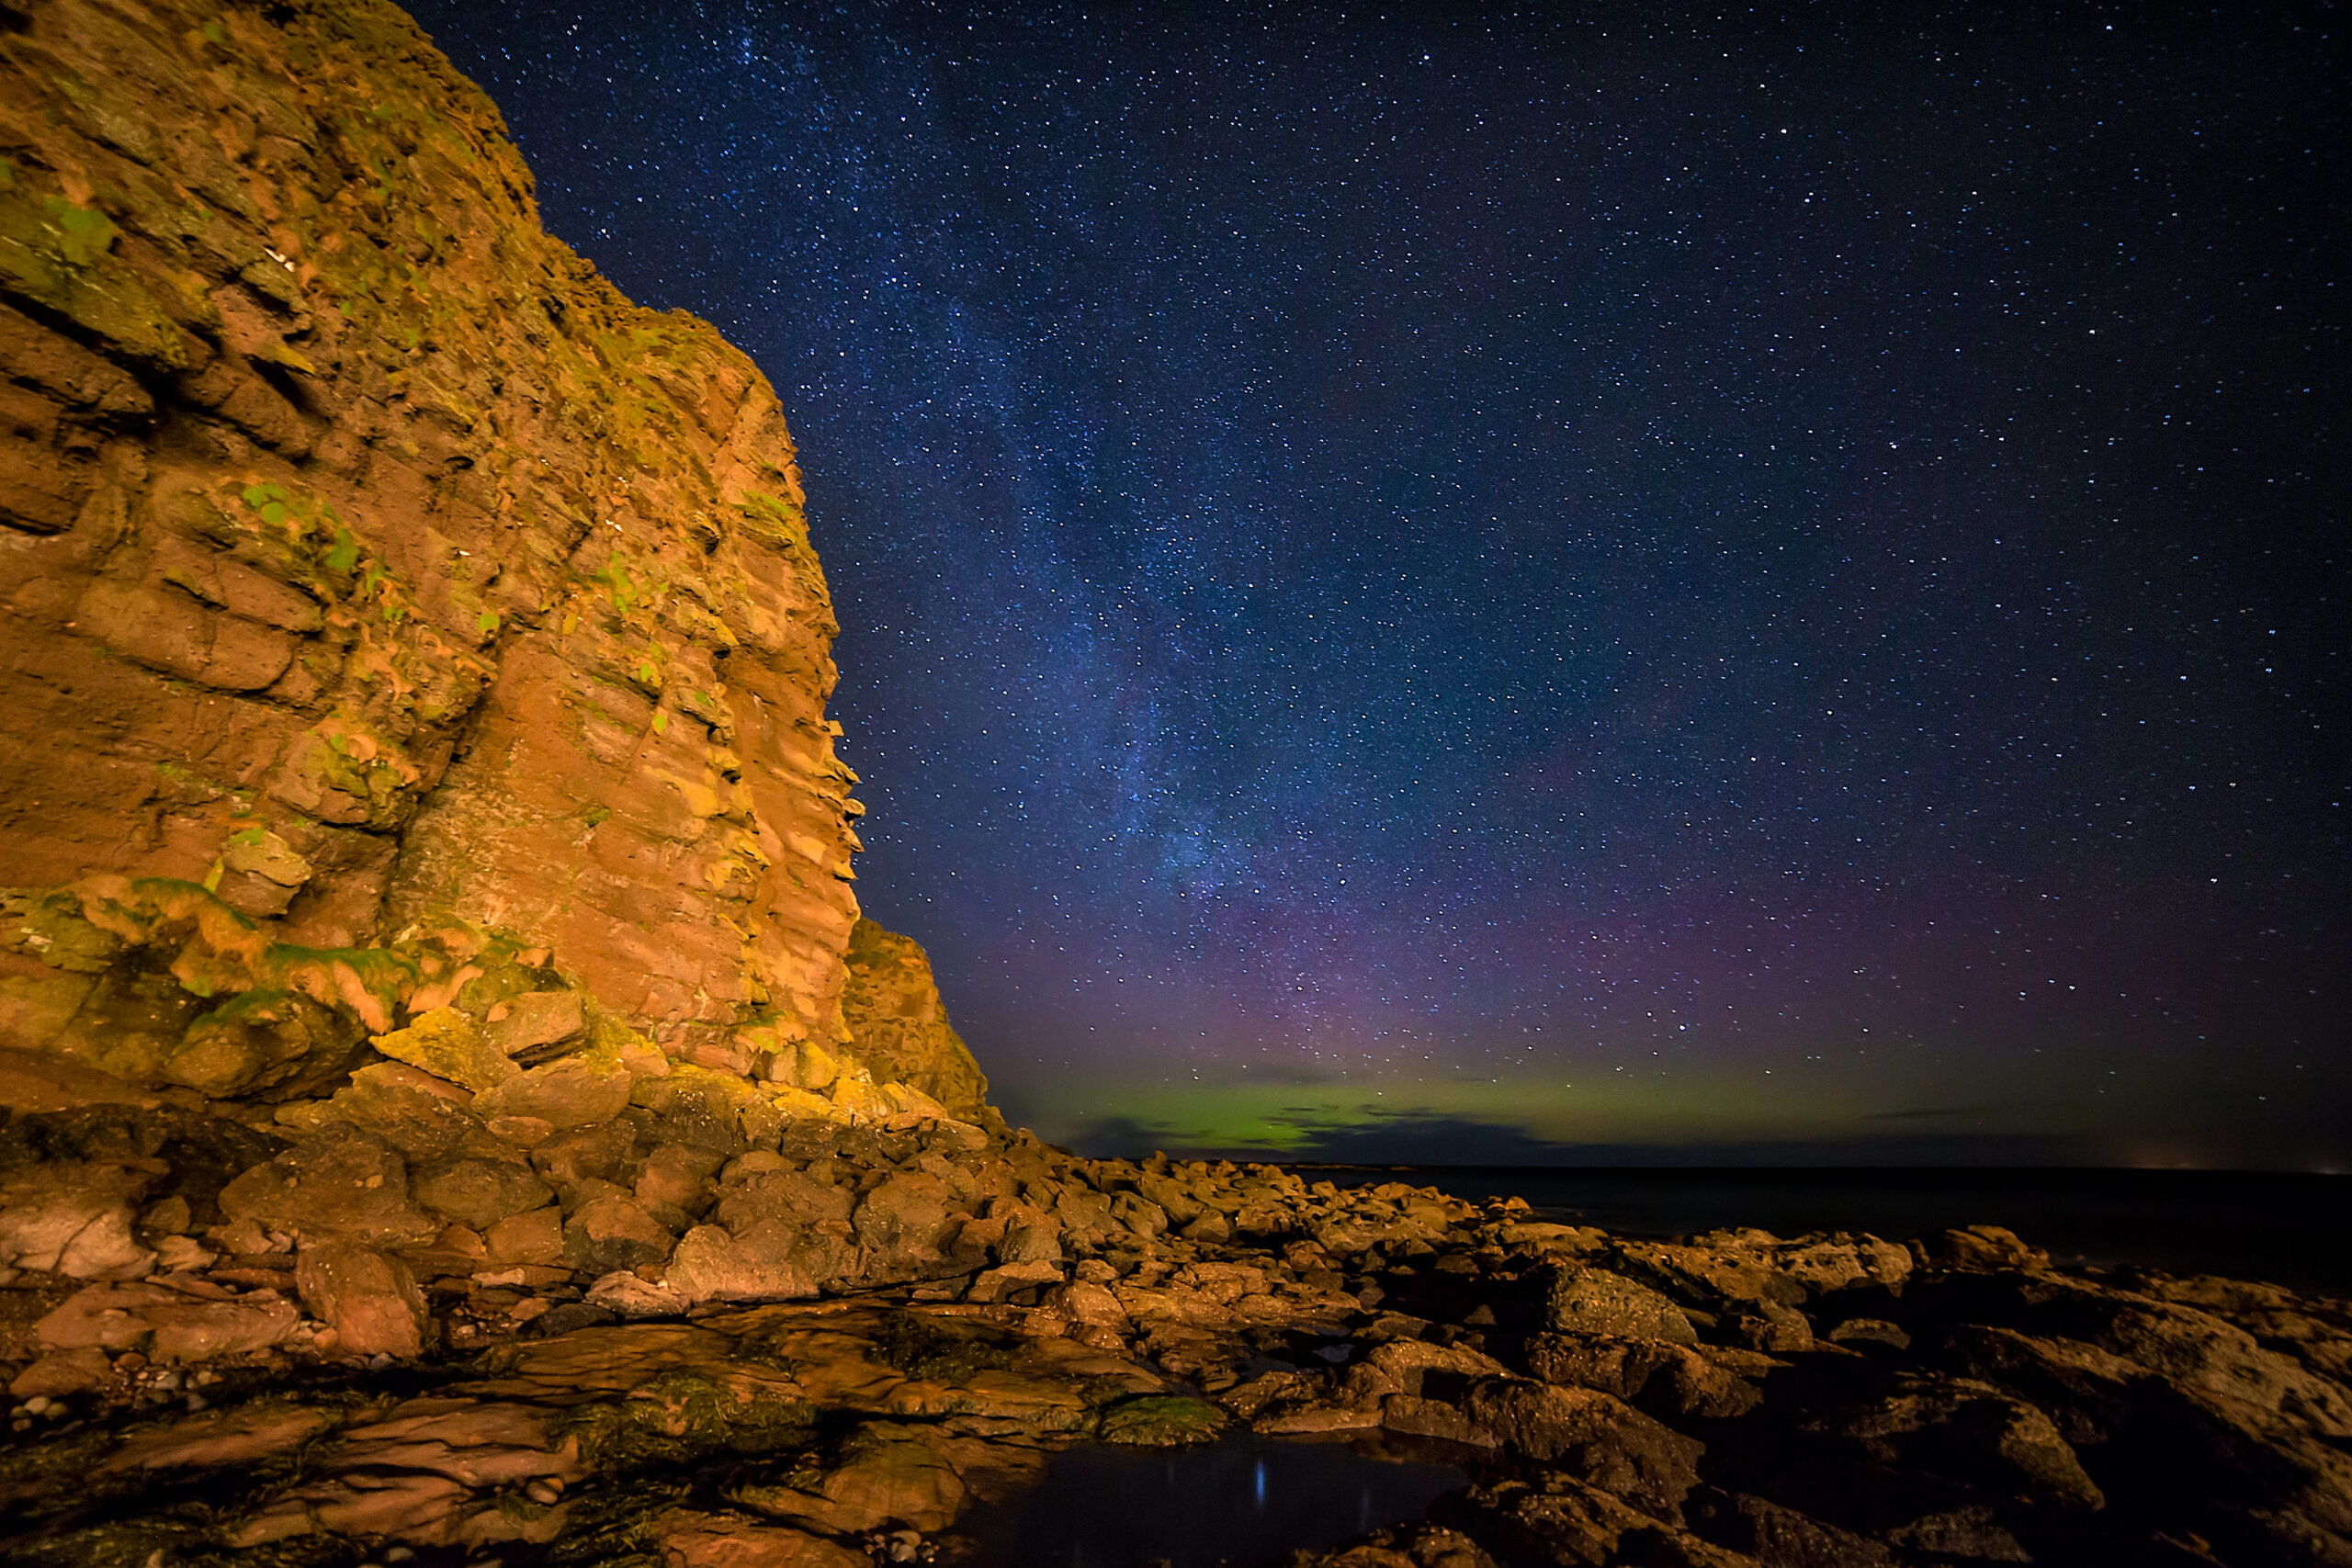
[5,1123,2350,1566]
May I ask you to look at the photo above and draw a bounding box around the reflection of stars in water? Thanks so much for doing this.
[412,1,2346,1162]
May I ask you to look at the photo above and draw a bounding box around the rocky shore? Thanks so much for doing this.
[5,1090,2352,1568]
[6,1082,2352,1567]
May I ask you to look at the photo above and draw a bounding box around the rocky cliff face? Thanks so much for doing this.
[0,0,978,1117]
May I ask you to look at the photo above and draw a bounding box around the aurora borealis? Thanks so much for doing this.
[407,2,2346,1167]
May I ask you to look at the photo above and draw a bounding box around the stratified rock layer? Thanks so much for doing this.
[0,0,967,1103]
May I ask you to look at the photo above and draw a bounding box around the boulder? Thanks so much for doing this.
[485,1206,567,1268]
[0,1159,154,1277]
[967,1260,1065,1303]
[9,1348,114,1397]
[475,1057,634,1129]
[217,1129,439,1247]
[995,1201,1065,1265]
[413,1156,555,1231]
[486,991,586,1060]
[563,1193,675,1274]
[637,1142,725,1217]
[1459,1380,1703,1515]
[664,1223,819,1303]
[852,1172,962,1277]
[300,1065,510,1168]
[584,1269,688,1319]
[1544,1265,1699,1344]
[369,1008,521,1094]
[1804,1371,2104,1511]
[1524,1334,1763,1421]
[296,1241,431,1359]
[1923,1224,2051,1272]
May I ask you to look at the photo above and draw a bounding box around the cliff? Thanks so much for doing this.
[0,0,982,1122]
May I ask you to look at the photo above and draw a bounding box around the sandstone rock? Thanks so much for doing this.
[1808,1370,2105,1511]
[475,1056,634,1129]
[9,1347,114,1397]
[1342,1338,1511,1405]
[638,1142,725,1216]
[486,1115,557,1148]
[0,1047,162,1113]
[1615,1238,1808,1310]
[967,1260,1065,1303]
[34,1280,297,1361]
[664,1224,818,1303]
[740,1420,967,1533]
[485,1206,567,1268]
[164,989,361,1100]
[36,1281,180,1350]
[0,1159,154,1277]
[853,1172,962,1277]
[1543,1265,1698,1343]
[836,920,991,1120]
[296,1064,511,1168]
[996,1201,1065,1264]
[1524,1334,1763,1421]
[653,1509,871,1568]
[217,1129,439,1247]
[1447,1472,1758,1568]
[1730,1299,1815,1353]
[1112,1191,1170,1239]
[1923,1224,2051,1272]
[487,991,587,1060]
[0,0,872,1074]
[296,1241,431,1359]
[370,1007,520,1093]
[564,1193,675,1275]
[1497,1221,1609,1255]
[413,1156,555,1231]
[1685,1491,1895,1567]
[585,1269,689,1319]
[1042,1280,1132,1330]
[151,1297,301,1362]
[1460,1380,1703,1515]
[716,1168,855,1231]
[1886,1506,2031,1561]
[534,1121,639,1190]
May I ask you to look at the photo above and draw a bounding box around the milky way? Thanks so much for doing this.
[407,2,2345,1165]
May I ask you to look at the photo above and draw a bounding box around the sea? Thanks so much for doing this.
[1294,1165,2352,1299]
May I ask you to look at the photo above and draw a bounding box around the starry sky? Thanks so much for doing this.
[405,1,2346,1168]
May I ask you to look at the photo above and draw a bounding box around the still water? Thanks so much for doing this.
[1306,1165,2352,1296]
[954,1430,1466,1568]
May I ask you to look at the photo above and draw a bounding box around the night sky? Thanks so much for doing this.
[404,2,2346,1168]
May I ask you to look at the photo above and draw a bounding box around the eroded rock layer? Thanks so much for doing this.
[0,0,967,1104]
